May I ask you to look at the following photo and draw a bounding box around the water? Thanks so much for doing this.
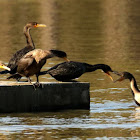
[0,0,140,139]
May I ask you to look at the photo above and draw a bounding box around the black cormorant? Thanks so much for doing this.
[39,61,118,82]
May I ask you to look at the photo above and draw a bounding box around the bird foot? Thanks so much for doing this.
[33,82,43,90]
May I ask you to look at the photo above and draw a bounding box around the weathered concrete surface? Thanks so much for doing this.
[0,81,90,113]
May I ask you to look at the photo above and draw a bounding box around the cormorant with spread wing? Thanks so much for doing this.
[7,49,69,86]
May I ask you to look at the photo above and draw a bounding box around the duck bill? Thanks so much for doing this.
[63,57,70,62]
[34,24,46,28]
[0,65,11,71]
[106,72,113,81]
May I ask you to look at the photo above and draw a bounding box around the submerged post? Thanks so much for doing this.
[0,81,90,113]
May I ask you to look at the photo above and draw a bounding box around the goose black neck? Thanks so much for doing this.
[23,26,35,48]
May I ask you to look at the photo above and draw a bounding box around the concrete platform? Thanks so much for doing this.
[0,81,90,113]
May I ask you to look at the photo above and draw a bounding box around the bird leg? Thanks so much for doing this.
[27,77,32,83]
[7,74,22,81]
[27,77,37,90]
[33,74,43,88]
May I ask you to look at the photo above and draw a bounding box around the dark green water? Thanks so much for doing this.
[0,0,140,139]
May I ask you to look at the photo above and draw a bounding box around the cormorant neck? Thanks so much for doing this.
[85,64,105,72]
[130,77,140,95]
[129,77,140,94]
[130,77,140,106]
[23,26,35,48]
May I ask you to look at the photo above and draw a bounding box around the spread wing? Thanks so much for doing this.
[17,53,34,72]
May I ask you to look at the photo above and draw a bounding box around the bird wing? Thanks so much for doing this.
[7,46,33,70]
[47,62,85,80]
[17,54,34,72]
[23,49,48,63]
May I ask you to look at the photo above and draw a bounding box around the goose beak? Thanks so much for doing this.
[34,24,46,28]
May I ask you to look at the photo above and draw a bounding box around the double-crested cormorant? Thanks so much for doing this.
[0,22,46,76]
[7,49,69,85]
[39,61,118,82]
[114,71,140,106]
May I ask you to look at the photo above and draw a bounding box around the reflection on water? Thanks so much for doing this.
[0,0,140,139]
[0,101,140,139]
